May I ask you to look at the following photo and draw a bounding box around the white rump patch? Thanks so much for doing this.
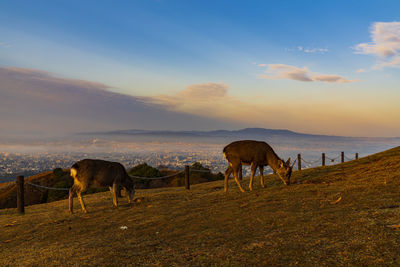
[70,168,77,179]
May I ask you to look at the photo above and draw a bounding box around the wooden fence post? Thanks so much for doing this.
[17,175,25,214]
[184,165,190,190]
[297,154,301,171]
[341,152,344,163]
[322,153,325,166]
[355,153,359,160]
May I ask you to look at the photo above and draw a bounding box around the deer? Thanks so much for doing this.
[69,159,135,213]
[223,140,295,192]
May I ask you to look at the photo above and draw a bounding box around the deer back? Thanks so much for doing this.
[223,140,278,165]
[72,159,127,188]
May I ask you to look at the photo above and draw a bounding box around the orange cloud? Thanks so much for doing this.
[354,22,400,69]
[144,81,400,137]
[258,64,357,83]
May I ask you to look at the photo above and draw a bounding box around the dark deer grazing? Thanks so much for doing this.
[69,159,135,213]
[223,140,295,192]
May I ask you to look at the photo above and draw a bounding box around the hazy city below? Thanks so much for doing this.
[1,128,398,183]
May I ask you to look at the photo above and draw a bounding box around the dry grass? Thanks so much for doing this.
[1,147,400,266]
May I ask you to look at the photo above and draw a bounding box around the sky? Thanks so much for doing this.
[0,0,400,137]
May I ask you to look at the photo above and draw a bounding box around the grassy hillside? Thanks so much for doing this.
[1,147,400,266]
[0,169,74,209]
[0,163,222,209]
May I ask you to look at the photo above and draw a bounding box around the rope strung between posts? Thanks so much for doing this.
[190,169,211,173]
[0,182,15,191]
[326,155,340,161]
[24,181,70,191]
[2,168,211,190]
[301,158,321,164]
[129,168,211,180]
[129,170,185,180]
[344,154,354,161]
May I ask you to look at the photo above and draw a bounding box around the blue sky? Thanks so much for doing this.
[1,1,400,136]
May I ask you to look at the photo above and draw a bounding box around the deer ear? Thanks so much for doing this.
[285,158,291,165]
[291,159,297,168]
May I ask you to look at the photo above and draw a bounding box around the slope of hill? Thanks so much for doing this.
[0,170,73,209]
[1,147,400,266]
[0,164,223,209]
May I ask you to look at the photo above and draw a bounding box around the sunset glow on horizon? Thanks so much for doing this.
[1,1,400,137]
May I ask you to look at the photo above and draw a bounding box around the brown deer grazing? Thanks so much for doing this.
[69,159,135,213]
[223,140,295,192]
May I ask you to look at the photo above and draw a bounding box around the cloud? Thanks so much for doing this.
[0,67,238,136]
[181,83,228,99]
[145,82,291,125]
[144,81,400,137]
[298,46,328,54]
[285,46,328,54]
[0,42,12,48]
[146,82,232,114]
[354,22,400,68]
[258,64,357,83]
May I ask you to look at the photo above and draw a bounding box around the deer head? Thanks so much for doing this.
[123,178,135,203]
[276,158,294,185]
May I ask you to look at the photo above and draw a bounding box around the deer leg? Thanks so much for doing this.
[113,185,122,198]
[259,166,265,188]
[112,182,119,207]
[77,192,88,213]
[117,185,122,198]
[126,188,134,204]
[249,163,257,191]
[68,186,75,214]
[224,166,233,192]
[239,164,243,180]
[109,186,113,197]
[233,167,245,193]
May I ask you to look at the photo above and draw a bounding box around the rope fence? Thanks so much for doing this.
[325,155,340,161]
[9,165,213,214]
[129,168,210,180]
[24,181,70,191]
[296,152,360,171]
[301,158,321,164]
[0,182,16,191]
[4,153,358,214]
[129,171,185,180]
[190,169,212,173]
[344,154,355,161]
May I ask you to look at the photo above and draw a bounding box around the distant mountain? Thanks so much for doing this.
[79,127,365,140]
[207,128,312,137]
[0,67,238,137]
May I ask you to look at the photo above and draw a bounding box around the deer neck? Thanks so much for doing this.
[268,153,281,171]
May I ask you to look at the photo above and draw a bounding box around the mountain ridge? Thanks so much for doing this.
[78,127,400,140]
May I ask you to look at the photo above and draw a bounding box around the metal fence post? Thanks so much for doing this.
[355,153,359,160]
[322,153,325,166]
[341,152,344,163]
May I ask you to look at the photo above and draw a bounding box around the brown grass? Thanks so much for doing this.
[1,147,400,266]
